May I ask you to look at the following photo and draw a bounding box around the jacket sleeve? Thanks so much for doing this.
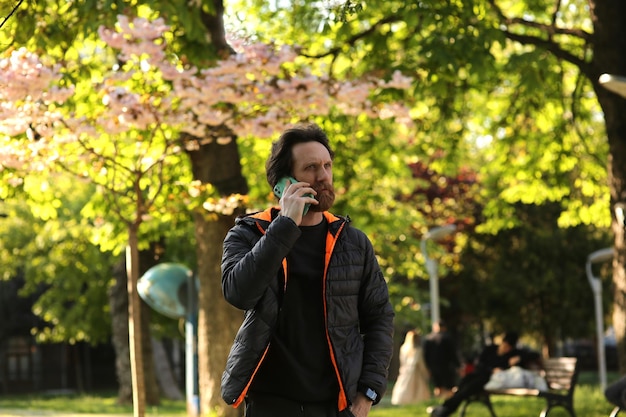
[221,215,301,310]
[356,230,395,402]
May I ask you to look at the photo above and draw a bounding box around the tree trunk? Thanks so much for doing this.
[126,235,146,417]
[194,212,245,417]
[187,136,248,417]
[184,3,248,415]
[110,259,133,404]
[589,0,626,374]
[109,251,162,405]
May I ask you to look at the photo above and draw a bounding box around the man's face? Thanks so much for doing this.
[291,141,335,212]
[498,341,512,355]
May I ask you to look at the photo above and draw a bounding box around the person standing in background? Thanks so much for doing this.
[423,321,460,398]
[391,329,431,405]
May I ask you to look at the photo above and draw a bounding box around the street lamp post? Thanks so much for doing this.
[585,247,613,392]
[421,225,457,326]
[137,263,200,417]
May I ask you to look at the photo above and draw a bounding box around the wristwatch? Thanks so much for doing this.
[361,387,378,402]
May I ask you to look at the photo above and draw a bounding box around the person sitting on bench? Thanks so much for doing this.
[428,332,521,417]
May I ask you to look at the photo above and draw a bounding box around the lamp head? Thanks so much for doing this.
[138,263,197,319]
[424,224,457,241]
[588,247,613,264]
[599,74,626,98]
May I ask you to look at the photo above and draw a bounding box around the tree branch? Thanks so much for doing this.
[505,17,591,40]
[0,0,22,31]
[488,0,591,40]
[502,30,590,72]
[487,0,593,73]
[300,14,404,60]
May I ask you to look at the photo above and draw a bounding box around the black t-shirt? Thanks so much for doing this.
[475,344,521,374]
[250,219,338,402]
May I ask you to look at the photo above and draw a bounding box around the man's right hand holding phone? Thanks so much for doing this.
[274,178,317,225]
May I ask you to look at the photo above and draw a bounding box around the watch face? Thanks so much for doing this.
[365,388,377,401]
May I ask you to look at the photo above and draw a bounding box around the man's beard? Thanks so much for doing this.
[310,182,335,212]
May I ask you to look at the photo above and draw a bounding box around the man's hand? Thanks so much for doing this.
[350,392,373,417]
[509,355,521,367]
[278,179,317,224]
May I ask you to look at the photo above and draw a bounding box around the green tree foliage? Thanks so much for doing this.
[451,202,612,354]
[0,177,115,344]
[224,0,621,356]
[227,0,609,228]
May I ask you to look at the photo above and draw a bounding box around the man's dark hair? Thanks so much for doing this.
[503,332,519,347]
[265,122,335,188]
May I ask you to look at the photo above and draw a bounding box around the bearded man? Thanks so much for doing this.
[221,122,394,417]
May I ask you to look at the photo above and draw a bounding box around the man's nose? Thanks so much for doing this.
[317,168,331,182]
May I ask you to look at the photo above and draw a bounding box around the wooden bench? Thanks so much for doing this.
[459,357,579,417]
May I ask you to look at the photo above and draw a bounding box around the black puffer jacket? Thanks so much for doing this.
[220,208,394,410]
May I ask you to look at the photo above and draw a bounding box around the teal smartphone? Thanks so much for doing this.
[273,176,312,215]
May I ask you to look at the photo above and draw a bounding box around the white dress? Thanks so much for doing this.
[391,331,431,405]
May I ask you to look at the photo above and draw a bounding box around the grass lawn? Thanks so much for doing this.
[372,371,620,417]
[0,372,620,416]
[0,391,186,416]
[372,384,614,417]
